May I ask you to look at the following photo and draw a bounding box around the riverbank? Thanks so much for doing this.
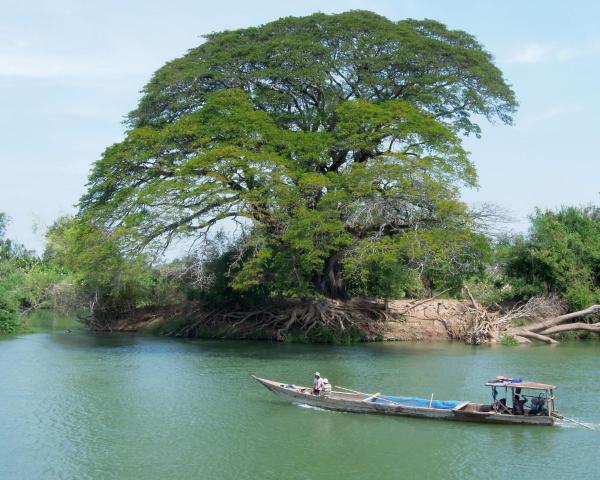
[89,298,492,343]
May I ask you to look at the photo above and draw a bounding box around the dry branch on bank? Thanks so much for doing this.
[505,303,600,344]
[393,293,600,345]
[388,291,501,345]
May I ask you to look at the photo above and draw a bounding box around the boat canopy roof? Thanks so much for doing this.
[486,381,556,390]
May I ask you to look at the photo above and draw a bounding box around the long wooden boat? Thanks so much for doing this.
[252,375,557,426]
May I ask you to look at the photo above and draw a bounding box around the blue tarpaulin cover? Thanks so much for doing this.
[368,395,462,410]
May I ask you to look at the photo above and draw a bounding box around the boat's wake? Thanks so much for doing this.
[556,419,599,430]
[294,403,330,412]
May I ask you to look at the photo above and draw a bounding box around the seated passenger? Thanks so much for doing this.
[513,388,527,415]
[494,398,510,413]
[529,396,546,415]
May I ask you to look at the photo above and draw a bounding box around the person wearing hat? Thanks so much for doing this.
[313,372,324,395]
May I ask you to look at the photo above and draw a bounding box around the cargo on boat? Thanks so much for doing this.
[252,375,557,426]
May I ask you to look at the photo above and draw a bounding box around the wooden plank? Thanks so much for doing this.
[334,385,370,396]
[362,392,381,403]
[452,401,470,411]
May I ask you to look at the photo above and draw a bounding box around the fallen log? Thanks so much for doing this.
[506,304,600,344]
[540,321,600,336]
[511,329,559,345]
[512,335,531,344]
[527,304,600,332]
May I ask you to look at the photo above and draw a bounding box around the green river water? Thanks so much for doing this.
[1,313,599,479]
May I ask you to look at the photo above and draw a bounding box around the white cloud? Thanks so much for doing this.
[508,41,600,64]
[518,104,585,127]
[508,44,551,64]
[0,54,75,78]
[555,44,599,61]
[0,52,154,79]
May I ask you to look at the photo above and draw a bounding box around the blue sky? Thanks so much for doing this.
[1,0,599,252]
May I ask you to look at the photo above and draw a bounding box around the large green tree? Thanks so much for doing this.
[80,11,516,300]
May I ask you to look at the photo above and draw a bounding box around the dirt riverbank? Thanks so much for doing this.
[92,298,486,342]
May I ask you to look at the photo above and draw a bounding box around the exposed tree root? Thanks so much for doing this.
[88,292,600,345]
[164,298,398,341]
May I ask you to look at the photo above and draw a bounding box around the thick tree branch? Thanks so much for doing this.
[528,305,600,332]
[541,322,600,335]
[512,329,559,345]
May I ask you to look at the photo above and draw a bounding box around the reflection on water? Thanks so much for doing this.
[0,313,599,479]
[23,309,82,333]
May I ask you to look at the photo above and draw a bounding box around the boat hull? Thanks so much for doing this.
[252,376,554,426]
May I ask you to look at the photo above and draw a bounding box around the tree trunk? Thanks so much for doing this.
[317,253,348,300]
[541,322,600,335]
[511,329,559,345]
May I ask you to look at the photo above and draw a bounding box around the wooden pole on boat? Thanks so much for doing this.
[363,392,381,403]
[334,385,403,406]
[334,385,370,395]
[429,393,434,408]
[377,397,403,406]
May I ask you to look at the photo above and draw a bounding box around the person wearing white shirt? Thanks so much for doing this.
[313,371,324,395]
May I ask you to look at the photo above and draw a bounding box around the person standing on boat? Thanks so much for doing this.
[313,372,324,395]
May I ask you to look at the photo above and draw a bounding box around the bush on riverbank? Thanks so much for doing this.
[0,294,20,334]
[496,206,600,311]
[0,214,89,333]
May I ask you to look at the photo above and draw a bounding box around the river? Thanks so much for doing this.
[1,314,599,479]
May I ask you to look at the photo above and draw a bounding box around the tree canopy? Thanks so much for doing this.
[80,11,516,300]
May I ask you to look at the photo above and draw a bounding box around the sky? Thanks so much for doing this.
[1,0,599,253]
